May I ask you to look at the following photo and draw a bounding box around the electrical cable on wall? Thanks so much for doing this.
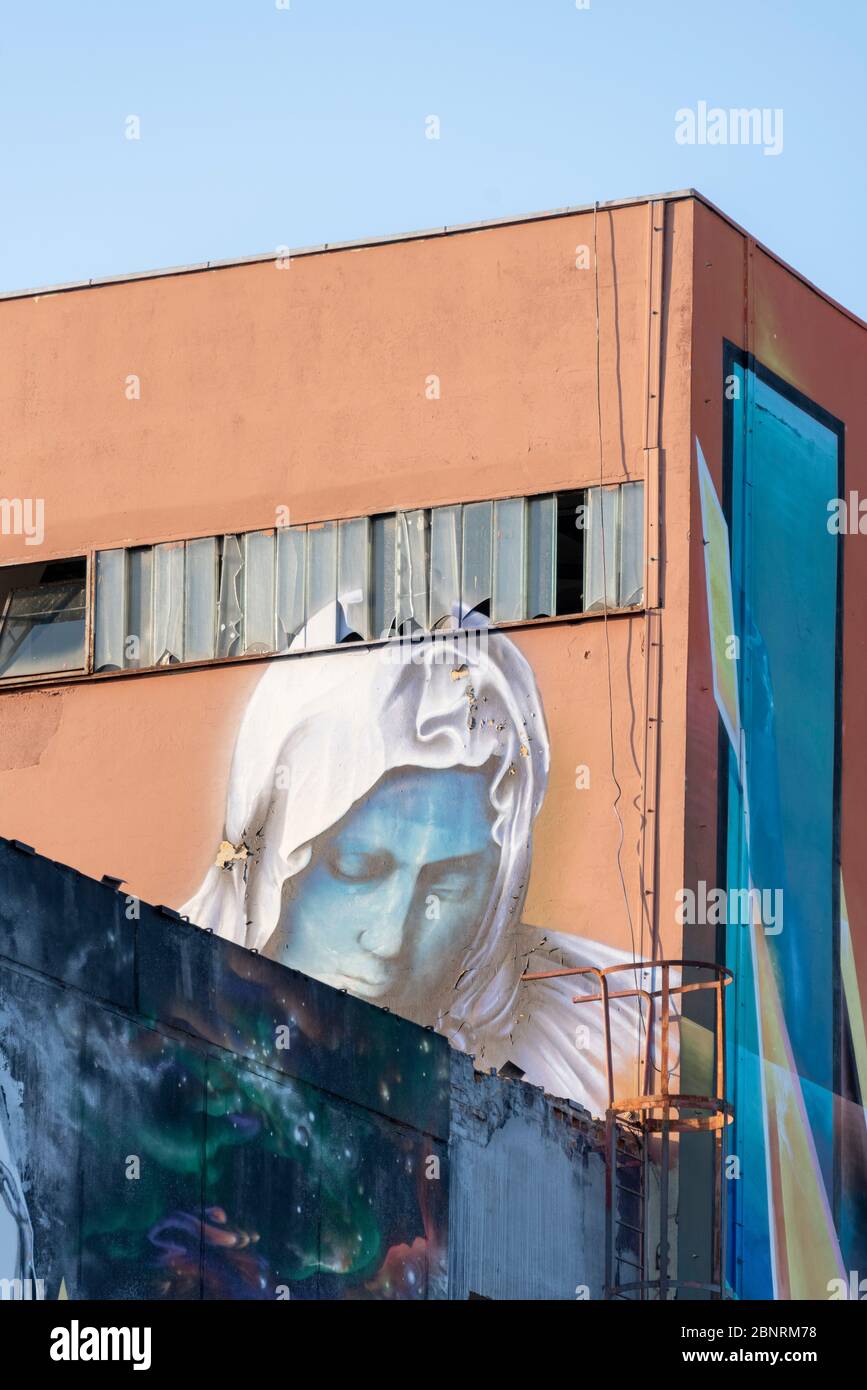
[592,201,648,1096]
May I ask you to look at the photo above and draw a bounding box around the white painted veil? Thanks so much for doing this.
[182,615,674,1116]
[182,621,547,1043]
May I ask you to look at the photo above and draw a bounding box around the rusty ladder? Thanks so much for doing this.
[523,958,733,1300]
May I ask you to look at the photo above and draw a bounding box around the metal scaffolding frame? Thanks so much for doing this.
[523,958,733,1300]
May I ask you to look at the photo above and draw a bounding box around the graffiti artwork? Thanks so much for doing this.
[0,616,667,1304]
[696,348,867,1298]
[183,620,659,1118]
[0,842,451,1300]
[0,1096,36,1296]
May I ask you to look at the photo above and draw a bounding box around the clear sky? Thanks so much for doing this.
[2,0,865,316]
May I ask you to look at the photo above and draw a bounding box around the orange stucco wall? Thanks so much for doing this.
[4,187,865,1293]
[2,203,672,559]
[0,197,695,965]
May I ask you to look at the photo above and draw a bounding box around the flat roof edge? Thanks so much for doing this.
[2,188,863,331]
[691,191,867,333]
[0,189,698,302]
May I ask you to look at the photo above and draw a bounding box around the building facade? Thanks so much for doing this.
[1,189,865,1298]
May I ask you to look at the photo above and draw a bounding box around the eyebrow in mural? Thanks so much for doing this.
[182,606,672,1117]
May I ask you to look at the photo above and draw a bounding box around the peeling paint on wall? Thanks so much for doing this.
[0,690,64,771]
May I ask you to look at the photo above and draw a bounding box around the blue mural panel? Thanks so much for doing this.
[722,348,846,1298]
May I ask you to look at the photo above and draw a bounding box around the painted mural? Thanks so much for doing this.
[182,620,664,1118]
[0,1082,34,1293]
[697,348,867,1299]
[0,612,670,1303]
[0,845,450,1300]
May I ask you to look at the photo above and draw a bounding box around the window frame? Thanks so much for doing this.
[0,478,646,688]
[0,554,92,685]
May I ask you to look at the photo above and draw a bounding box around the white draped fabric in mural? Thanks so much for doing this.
[183,613,673,1117]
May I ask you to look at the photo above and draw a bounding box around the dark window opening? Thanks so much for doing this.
[555,489,585,616]
[0,558,87,680]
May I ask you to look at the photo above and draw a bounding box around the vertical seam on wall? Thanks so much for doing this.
[637,200,664,989]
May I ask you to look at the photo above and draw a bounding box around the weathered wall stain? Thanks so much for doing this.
[0,689,64,771]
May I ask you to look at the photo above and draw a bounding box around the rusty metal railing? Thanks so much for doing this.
[522,958,733,1300]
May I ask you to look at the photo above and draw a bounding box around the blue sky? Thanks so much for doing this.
[2,0,865,315]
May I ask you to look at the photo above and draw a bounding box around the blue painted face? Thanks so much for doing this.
[264,765,500,1017]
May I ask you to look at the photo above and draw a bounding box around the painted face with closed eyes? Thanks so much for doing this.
[263,764,500,1019]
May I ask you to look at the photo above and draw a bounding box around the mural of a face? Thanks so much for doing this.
[183,625,654,1117]
[264,764,499,1017]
